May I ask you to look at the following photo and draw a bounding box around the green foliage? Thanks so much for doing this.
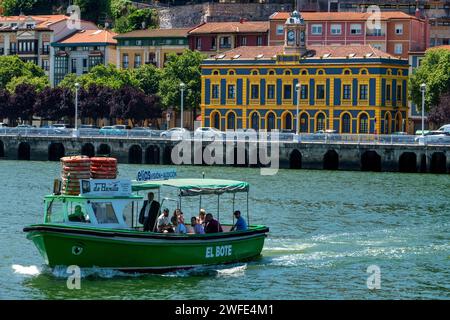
[409,49,450,111]
[73,0,109,24]
[0,56,46,90]
[132,64,161,95]
[6,75,49,93]
[158,50,205,112]
[110,0,133,20]
[113,8,157,33]
[1,0,37,15]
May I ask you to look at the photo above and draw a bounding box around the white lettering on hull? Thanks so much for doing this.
[205,245,232,258]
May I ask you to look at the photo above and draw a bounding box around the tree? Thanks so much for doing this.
[409,49,450,111]
[132,64,161,95]
[0,56,46,89]
[1,0,37,15]
[113,8,158,33]
[74,0,109,24]
[82,64,139,89]
[34,87,74,121]
[6,75,49,93]
[0,90,11,120]
[79,84,113,123]
[9,83,38,123]
[427,90,450,126]
[158,50,205,124]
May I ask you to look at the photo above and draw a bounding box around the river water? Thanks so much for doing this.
[0,160,448,299]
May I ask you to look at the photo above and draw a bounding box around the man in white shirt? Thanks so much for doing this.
[157,208,172,233]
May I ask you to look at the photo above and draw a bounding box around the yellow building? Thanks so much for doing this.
[114,28,190,69]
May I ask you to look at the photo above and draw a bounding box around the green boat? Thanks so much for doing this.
[24,178,269,272]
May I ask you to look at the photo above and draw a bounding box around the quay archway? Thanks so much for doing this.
[81,143,95,157]
[430,152,447,174]
[323,150,339,170]
[420,154,427,173]
[0,140,4,158]
[289,149,302,169]
[48,143,65,161]
[129,145,143,164]
[399,152,417,173]
[361,151,381,172]
[145,146,160,164]
[97,144,111,156]
[18,142,31,160]
[163,146,173,165]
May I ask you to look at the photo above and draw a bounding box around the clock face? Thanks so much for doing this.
[287,30,295,42]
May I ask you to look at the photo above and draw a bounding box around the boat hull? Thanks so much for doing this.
[24,225,268,271]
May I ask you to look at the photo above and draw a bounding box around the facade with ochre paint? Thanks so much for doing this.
[200,11,409,134]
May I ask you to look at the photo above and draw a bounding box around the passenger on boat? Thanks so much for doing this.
[173,209,185,224]
[198,209,206,225]
[156,208,173,233]
[68,205,87,223]
[172,216,187,234]
[138,192,161,232]
[204,213,223,234]
[191,216,205,234]
[230,210,248,232]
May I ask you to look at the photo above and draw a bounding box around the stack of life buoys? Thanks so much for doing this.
[61,156,91,195]
[90,157,118,180]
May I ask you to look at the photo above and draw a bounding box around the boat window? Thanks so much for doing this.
[67,202,91,223]
[92,202,119,224]
[45,200,65,223]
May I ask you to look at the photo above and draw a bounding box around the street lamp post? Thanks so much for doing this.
[73,82,80,137]
[180,82,186,129]
[420,83,426,136]
[295,83,300,135]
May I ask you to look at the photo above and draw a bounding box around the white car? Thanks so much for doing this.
[194,127,224,140]
[415,133,449,144]
[160,128,188,139]
[437,124,450,134]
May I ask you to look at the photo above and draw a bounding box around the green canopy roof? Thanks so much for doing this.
[132,179,249,197]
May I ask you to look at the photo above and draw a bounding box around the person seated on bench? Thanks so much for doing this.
[204,213,223,234]
[191,216,205,234]
[157,208,173,233]
[172,215,187,234]
[230,210,248,232]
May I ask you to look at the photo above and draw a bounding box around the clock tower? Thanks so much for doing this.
[284,10,306,56]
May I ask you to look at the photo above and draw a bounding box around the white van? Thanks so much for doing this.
[437,124,450,134]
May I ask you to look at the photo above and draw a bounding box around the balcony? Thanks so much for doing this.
[18,49,38,55]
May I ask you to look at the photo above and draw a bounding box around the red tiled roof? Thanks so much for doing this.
[114,28,190,39]
[0,14,93,30]
[270,11,421,21]
[427,45,450,52]
[189,21,269,34]
[206,45,397,60]
[58,29,117,45]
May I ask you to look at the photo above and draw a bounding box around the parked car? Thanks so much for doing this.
[160,128,188,140]
[0,122,8,128]
[99,126,127,136]
[415,133,449,144]
[437,124,450,134]
[194,127,224,140]
[130,127,153,137]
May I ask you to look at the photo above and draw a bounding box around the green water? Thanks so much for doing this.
[0,160,449,299]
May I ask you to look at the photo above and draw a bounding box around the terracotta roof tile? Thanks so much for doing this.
[58,29,117,45]
[427,45,450,52]
[114,28,190,39]
[189,21,269,34]
[206,45,398,60]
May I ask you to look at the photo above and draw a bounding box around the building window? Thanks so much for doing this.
[196,38,202,50]
[71,59,77,74]
[134,54,141,68]
[241,36,247,46]
[220,37,231,49]
[397,85,402,102]
[251,112,259,130]
[212,112,220,130]
[227,84,236,99]
[267,112,276,131]
[122,54,129,68]
[300,84,308,100]
[394,43,403,54]
[359,114,369,134]
[227,112,236,130]
[300,113,309,133]
[257,36,263,46]
[386,84,391,101]
[372,44,382,50]
[284,113,292,130]
[267,84,275,100]
[316,113,326,131]
[350,24,362,35]
[42,59,50,71]
[276,24,284,35]
[311,24,323,35]
[211,37,216,50]
[212,84,219,100]
[342,113,351,133]
[136,40,142,46]
[343,84,351,100]
[283,84,292,100]
[83,58,88,73]
[359,84,368,100]
[316,84,325,100]
[395,24,403,35]
[330,24,342,35]
[251,84,259,99]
